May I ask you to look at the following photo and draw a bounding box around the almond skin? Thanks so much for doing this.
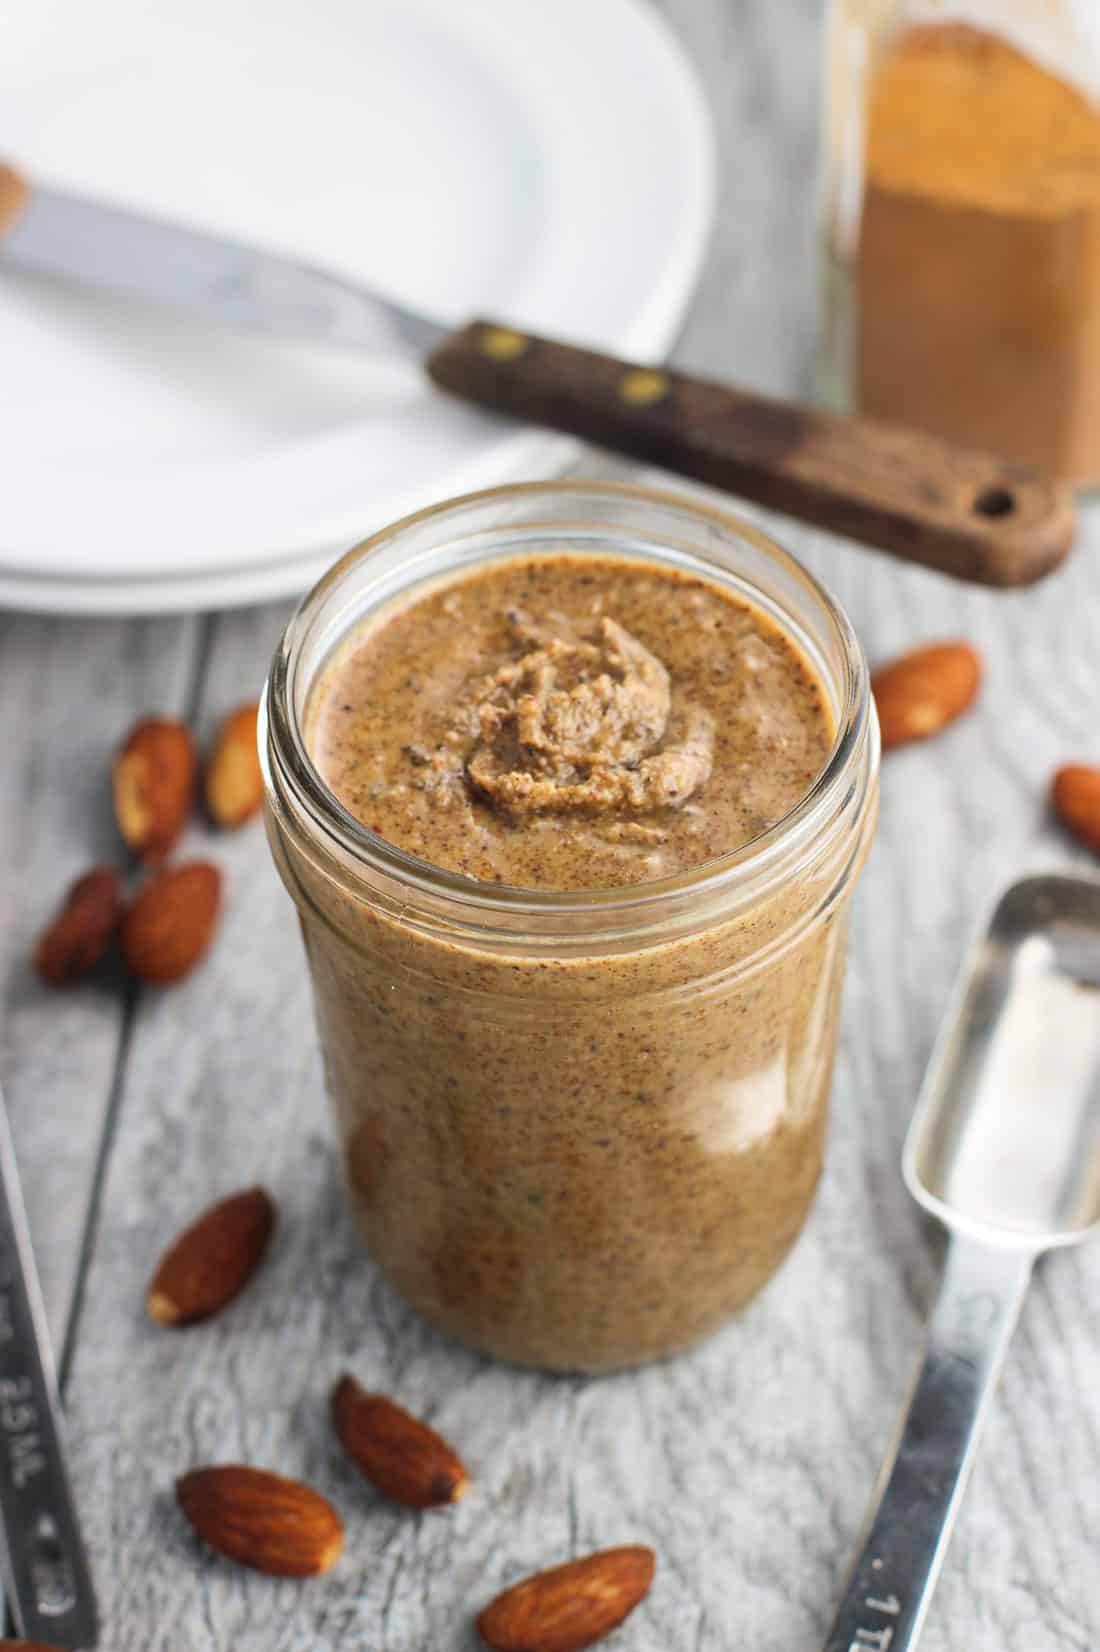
[33,866,122,986]
[331,1375,469,1508]
[113,717,198,863]
[176,1464,343,1577]
[206,702,263,828]
[148,1186,276,1327]
[477,1547,656,1652]
[120,861,221,984]
[871,641,982,752]
[1052,764,1100,856]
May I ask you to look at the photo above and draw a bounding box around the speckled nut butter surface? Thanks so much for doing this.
[269,541,875,1373]
[308,558,832,889]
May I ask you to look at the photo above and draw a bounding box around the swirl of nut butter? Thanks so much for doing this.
[463,615,714,817]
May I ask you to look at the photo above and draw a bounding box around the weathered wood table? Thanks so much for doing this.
[1,3,1098,1647]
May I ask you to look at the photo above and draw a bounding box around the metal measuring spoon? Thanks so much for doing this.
[824,873,1100,1652]
[0,1085,97,1648]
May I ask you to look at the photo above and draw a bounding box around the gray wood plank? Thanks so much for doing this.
[0,613,202,1348]
[663,0,824,398]
[9,1,1100,1650]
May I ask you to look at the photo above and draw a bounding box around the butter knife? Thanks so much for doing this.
[0,160,1074,587]
[0,1084,97,1649]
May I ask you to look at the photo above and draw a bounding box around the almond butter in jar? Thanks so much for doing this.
[261,484,879,1374]
[820,1,1100,485]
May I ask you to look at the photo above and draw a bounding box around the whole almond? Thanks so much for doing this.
[176,1464,342,1576]
[331,1374,469,1508]
[113,717,198,863]
[33,866,122,986]
[121,861,221,984]
[871,641,982,752]
[148,1186,276,1327]
[1052,764,1100,857]
[477,1547,656,1652]
[206,702,263,828]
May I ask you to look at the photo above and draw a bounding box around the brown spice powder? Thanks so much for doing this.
[858,23,1100,484]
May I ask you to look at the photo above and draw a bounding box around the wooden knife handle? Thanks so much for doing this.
[428,321,1075,587]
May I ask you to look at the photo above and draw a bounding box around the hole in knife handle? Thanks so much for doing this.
[972,486,1016,519]
[29,1514,76,1617]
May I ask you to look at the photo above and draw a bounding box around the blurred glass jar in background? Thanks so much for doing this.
[820,1,1100,485]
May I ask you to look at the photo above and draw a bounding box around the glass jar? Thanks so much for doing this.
[261,482,879,1373]
[820,0,1100,484]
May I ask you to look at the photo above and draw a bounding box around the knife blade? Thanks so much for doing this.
[0,165,443,359]
[0,1085,97,1649]
[0,161,1075,588]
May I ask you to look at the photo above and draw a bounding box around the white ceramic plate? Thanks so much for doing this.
[0,0,714,614]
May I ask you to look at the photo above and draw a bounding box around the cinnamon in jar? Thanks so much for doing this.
[833,21,1100,485]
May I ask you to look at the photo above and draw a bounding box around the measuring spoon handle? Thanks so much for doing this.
[823,1233,1034,1652]
[0,1090,98,1649]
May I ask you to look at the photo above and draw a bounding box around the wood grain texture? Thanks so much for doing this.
[428,322,1075,586]
[0,2,1098,1650]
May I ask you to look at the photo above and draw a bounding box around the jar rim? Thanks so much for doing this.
[262,479,877,934]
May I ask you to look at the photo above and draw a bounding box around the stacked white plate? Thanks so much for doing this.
[1,0,715,614]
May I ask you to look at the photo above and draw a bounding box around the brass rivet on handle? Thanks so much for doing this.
[618,367,670,406]
[480,326,529,361]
